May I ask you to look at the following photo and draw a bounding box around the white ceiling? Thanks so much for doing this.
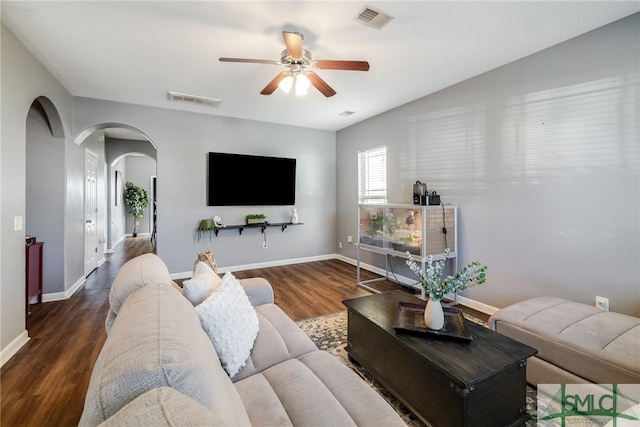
[3,1,638,132]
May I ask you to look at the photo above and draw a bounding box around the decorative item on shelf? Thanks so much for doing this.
[25,235,36,245]
[245,214,267,225]
[428,191,441,206]
[197,218,215,241]
[406,248,487,330]
[123,181,151,237]
[213,215,224,228]
[291,208,299,224]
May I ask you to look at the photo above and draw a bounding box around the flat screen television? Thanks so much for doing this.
[207,152,296,206]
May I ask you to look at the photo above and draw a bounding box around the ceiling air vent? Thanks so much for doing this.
[168,91,221,108]
[355,6,394,30]
[339,110,356,117]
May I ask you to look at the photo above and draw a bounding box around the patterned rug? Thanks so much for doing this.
[296,310,539,427]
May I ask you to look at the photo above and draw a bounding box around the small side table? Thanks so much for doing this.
[26,242,44,315]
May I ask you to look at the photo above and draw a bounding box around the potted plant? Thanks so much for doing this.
[406,248,487,330]
[197,218,215,242]
[245,214,267,225]
[123,181,151,237]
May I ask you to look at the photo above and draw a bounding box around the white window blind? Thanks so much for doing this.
[358,146,387,204]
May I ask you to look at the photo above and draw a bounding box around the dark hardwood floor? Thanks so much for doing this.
[0,237,403,426]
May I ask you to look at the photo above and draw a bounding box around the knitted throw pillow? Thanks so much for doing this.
[195,272,259,378]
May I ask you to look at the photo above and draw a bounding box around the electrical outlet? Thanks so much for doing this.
[262,241,267,249]
[595,296,609,312]
[347,235,353,243]
[339,242,343,249]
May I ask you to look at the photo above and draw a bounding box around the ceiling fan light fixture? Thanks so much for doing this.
[295,73,311,96]
[278,75,294,93]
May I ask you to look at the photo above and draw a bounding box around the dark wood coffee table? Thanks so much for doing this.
[343,290,537,427]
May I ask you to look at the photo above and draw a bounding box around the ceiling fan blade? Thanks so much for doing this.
[219,57,280,65]
[260,72,289,95]
[282,31,303,60]
[315,60,370,71]
[307,72,336,97]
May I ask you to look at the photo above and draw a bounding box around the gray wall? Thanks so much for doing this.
[337,14,640,316]
[1,23,73,352]
[71,99,337,275]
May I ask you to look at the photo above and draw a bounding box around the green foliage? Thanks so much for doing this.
[368,212,400,237]
[123,181,151,235]
[197,218,215,241]
[406,248,487,301]
[245,214,266,220]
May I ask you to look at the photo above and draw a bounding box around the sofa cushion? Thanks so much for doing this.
[490,296,640,384]
[108,253,172,315]
[195,272,259,378]
[183,261,221,306]
[238,277,275,306]
[232,303,318,382]
[98,387,229,427]
[234,351,405,427]
[79,284,250,426]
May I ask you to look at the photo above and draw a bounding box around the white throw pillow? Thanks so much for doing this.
[182,261,221,306]
[195,272,259,378]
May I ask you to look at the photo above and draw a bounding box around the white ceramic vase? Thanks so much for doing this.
[424,298,445,330]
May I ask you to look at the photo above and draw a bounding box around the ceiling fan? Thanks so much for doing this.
[219,31,370,98]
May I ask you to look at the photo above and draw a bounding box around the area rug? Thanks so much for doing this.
[296,311,539,427]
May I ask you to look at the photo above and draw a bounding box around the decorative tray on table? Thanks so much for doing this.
[393,302,473,342]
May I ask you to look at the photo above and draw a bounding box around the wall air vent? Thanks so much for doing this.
[168,91,221,108]
[354,6,394,30]
[339,110,356,117]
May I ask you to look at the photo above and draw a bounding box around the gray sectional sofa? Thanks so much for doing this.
[79,254,405,426]
[489,296,640,386]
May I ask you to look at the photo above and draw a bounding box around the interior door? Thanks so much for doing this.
[84,149,99,275]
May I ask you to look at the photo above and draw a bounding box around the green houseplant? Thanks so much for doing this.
[197,218,215,242]
[406,248,487,330]
[245,213,266,225]
[123,181,151,237]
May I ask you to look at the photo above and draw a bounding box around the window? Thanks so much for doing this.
[358,146,387,204]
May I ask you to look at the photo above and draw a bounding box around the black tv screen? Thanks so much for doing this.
[207,152,296,206]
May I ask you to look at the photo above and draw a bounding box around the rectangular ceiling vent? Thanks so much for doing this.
[355,6,394,30]
[168,91,221,108]
[339,110,356,117]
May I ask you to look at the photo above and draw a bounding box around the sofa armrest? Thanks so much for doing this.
[239,278,274,306]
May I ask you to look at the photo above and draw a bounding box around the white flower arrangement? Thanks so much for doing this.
[406,248,487,301]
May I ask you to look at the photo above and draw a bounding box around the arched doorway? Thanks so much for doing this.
[25,97,65,318]
[75,124,157,257]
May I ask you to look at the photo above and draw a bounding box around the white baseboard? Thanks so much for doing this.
[42,275,86,303]
[1,331,29,367]
[106,235,125,253]
[170,254,337,280]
